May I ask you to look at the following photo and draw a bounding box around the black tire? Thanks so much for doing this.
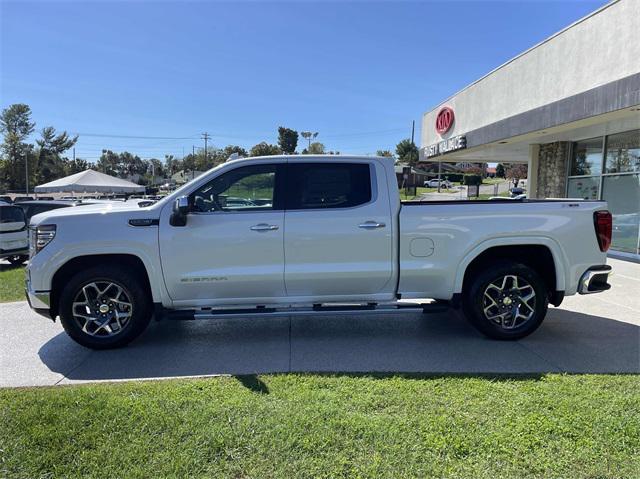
[7,255,28,266]
[59,265,152,349]
[462,261,548,340]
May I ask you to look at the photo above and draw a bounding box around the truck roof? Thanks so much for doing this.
[228,154,394,163]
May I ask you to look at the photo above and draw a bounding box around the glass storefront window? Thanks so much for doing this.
[601,174,640,254]
[571,137,603,176]
[567,176,599,199]
[605,129,640,174]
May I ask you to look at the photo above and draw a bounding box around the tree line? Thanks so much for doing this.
[0,104,85,191]
[1,103,424,190]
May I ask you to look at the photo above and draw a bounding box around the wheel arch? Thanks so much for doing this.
[50,254,155,319]
[455,238,567,304]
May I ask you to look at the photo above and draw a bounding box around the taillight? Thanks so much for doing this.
[593,210,612,252]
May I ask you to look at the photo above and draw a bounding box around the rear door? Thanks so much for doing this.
[283,160,394,298]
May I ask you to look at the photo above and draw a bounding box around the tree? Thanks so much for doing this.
[395,138,419,165]
[164,154,182,176]
[277,127,298,154]
[250,142,281,157]
[0,104,35,190]
[97,150,120,176]
[36,126,78,183]
[96,150,145,179]
[65,157,89,175]
[376,150,394,158]
[301,131,318,150]
[146,158,164,183]
[308,142,325,154]
[221,145,248,160]
[505,164,528,188]
[496,163,505,178]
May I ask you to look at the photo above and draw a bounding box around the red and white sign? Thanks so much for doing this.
[435,107,455,135]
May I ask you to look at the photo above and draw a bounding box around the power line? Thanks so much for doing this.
[71,132,200,140]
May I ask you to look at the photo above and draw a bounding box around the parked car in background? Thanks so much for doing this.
[0,203,29,265]
[0,196,13,204]
[13,196,35,203]
[424,179,453,189]
[26,155,613,349]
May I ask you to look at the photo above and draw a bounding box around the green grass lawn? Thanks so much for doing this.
[1,374,638,478]
[0,266,25,303]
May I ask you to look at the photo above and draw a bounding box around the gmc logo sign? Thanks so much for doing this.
[435,107,455,135]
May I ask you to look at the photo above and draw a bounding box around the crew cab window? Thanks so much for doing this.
[190,164,279,212]
[286,163,371,210]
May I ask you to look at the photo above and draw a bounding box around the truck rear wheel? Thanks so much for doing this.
[58,265,152,349]
[462,261,548,340]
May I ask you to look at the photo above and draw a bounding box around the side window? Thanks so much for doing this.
[286,163,372,210]
[190,164,279,212]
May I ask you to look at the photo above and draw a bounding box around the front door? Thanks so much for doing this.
[159,163,286,305]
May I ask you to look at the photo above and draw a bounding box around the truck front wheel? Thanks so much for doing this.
[462,261,548,340]
[58,265,152,349]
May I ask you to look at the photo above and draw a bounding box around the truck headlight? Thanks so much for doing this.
[31,224,56,256]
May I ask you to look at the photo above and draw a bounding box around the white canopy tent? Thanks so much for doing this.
[34,169,145,194]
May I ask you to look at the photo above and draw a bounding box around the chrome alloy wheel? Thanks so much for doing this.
[482,275,536,330]
[72,281,133,337]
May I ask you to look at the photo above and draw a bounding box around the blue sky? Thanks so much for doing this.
[1,0,603,161]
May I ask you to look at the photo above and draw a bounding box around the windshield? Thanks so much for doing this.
[0,206,26,223]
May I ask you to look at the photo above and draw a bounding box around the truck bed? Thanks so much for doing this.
[397,199,608,299]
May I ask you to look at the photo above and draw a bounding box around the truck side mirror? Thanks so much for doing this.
[170,196,189,227]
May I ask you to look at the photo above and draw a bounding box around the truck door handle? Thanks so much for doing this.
[250,223,279,231]
[358,221,386,229]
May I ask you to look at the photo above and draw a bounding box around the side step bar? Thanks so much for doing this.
[163,301,450,321]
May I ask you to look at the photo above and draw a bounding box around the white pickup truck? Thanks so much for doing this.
[26,155,613,349]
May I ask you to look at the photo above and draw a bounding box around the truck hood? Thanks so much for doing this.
[29,202,159,227]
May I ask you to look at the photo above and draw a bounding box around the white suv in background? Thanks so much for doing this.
[0,203,29,265]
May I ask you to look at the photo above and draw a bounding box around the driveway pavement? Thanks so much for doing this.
[1,258,638,387]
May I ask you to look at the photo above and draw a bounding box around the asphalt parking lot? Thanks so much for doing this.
[1,258,638,388]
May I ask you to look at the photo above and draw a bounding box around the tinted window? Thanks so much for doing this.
[286,163,372,210]
[0,206,26,223]
[191,164,279,212]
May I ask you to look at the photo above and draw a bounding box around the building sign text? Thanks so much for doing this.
[424,135,467,158]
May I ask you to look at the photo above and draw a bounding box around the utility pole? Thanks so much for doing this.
[24,150,29,195]
[202,132,211,163]
[73,148,76,162]
[411,120,415,145]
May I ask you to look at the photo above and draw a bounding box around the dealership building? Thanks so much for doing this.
[419,0,639,258]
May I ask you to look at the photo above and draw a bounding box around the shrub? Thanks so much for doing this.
[463,174,483,186]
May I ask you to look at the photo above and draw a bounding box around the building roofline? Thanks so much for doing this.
[424,0,619,115]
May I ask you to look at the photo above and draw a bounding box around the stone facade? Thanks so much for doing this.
[535,141,570,198]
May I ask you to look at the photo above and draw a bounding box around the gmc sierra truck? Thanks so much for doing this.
[25,155,613,349]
